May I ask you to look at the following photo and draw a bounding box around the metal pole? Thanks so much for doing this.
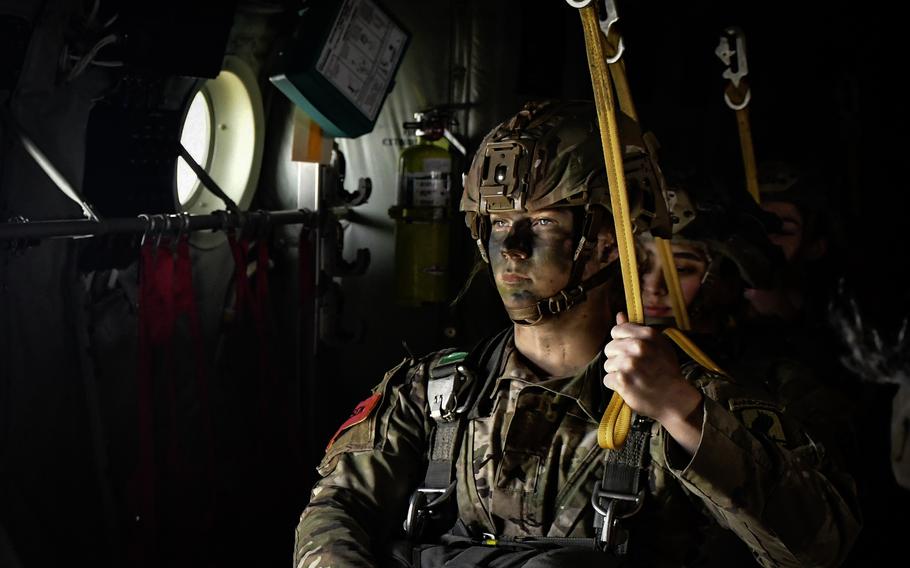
[0,209,316,241]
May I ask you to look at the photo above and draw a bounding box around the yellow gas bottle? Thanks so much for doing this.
[389,112,453,306]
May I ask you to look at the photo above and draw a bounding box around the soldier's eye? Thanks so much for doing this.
[492,219,509,229]
[534,218,555,226]
[675,263,704,276]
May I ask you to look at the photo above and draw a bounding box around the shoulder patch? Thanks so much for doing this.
[326,393,382,450]
[729,398,789,447]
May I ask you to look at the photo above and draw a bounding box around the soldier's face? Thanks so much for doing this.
[761,201,803,262]
[488,209,575,310]
[639,237,708,319]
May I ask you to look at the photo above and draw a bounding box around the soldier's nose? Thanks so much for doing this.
[642,268,667,296]
[501,247,528,261]
[501,225,531,260]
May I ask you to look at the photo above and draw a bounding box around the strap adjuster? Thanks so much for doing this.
[546,288,585,315]
[403,483,455,539]
[591,482,644,551]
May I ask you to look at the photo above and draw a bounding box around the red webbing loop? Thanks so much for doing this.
[173,235,216,524]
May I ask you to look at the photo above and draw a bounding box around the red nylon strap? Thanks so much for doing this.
[138,241,179,493]
[227,235,277,441]
[173,236,215,507]
[160,243,180,477]
[135,237,216,559]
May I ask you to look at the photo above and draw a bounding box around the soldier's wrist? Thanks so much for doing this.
[655,386,704,453]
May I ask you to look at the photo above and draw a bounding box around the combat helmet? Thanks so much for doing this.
[758,160,831,245]
[460,100,672,325]
[659,166,784,294]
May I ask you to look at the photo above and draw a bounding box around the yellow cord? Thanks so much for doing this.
[580,5,638,449]
[662,328,727,376]
[655,237,691,330]
[602,19,692,333]
[735,107,760,204]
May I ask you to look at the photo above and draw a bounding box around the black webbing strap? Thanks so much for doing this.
[592,415,652,554]
[405,328,512,539]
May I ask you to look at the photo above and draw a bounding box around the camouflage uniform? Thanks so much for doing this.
[294,334,860,567]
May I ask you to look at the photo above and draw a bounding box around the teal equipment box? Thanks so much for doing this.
[270,0,410,138]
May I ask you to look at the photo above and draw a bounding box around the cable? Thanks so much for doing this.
[67,34,118,82]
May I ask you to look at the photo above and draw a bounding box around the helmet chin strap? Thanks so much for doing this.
[506,261,619,326]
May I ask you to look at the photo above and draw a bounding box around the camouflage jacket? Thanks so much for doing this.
[295,334,860,567]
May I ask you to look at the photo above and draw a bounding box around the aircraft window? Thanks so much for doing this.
[177,89,213,206]
[178,56,265,249]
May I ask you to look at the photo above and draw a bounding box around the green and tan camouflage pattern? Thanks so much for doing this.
[294,341,860,567]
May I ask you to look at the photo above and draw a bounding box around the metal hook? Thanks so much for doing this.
[168,214,183,253]
[138,214,151,247]
[599,0,625,64]
[564,0,622,63]
[154,214,169,251]
[716,27,749,88]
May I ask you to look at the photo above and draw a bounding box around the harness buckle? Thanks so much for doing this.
[590,482,644,552]
[404,482,457,539]
[428,364,474,422]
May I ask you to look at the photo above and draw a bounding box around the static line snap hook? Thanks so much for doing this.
[716,27,749,89]
[599,0,621,39]
[594,0,625,64]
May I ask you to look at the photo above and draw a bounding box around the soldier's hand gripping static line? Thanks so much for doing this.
[603,311,705,454]
[574,0,720,450]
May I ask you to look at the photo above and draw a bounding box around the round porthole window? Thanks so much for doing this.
[175,56,265,247]
[177,90,213,206]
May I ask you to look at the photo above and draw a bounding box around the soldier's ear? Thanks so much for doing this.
[596,227,618,266]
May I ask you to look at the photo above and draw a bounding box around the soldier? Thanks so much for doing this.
[294,101,860,567]
[635,173,781,334]
[744,162,834,323]
[635,173,856,439]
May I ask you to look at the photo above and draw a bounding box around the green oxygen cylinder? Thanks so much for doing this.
[389,113,453,306]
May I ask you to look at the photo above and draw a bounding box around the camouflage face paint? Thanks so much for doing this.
[488,209,575,311]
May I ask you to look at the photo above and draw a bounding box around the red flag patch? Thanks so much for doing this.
[326,393,382,450]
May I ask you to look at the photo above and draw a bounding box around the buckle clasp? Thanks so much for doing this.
[591,482,644,551]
